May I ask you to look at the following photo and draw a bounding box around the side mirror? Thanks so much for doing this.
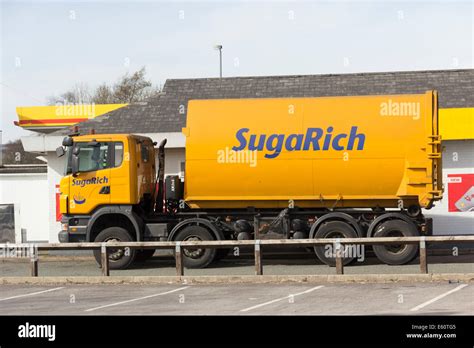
[56,146,65,157]
[62,136,73,147]
[71,155,80,176]
[71,146,80,175]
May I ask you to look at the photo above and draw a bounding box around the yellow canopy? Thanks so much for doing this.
[16,104,127,128]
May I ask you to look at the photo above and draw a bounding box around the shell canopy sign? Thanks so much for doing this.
[15,104,127,129]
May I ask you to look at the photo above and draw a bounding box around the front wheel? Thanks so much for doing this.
[93,227,136,270]
[174,225,216,269]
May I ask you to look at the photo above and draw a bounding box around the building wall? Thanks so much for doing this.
[0,173,49,241]
[424,140,474,235]
[47,154,65,243]
[160,148,185,178]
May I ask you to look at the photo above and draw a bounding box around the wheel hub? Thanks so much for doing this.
[183,236,205,258]
[385,231,407,253]
[104,237,125,261]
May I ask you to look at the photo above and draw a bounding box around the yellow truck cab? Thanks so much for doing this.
[58,133,158,268]
[57,92,442,270]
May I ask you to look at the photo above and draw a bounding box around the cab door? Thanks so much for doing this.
[69,141,111,214]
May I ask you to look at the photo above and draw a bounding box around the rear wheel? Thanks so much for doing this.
[174,226,216,269]
[93,227,136,270]
[313,221,359,266]
[372,220,419,265]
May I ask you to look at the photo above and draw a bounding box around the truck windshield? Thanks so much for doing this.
[65,142,109,174]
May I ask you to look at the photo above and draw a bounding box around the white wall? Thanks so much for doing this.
[424,140,474,235]
[0,173,49,241]
[161,148,185,178]
[46,154,65,243]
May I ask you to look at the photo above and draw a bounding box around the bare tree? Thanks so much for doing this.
[112,67,152,103]
[47,67,160,105]
[47,83,91,105]
[92,83,114,104]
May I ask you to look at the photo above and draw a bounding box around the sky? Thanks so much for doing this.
[1,0,473,142]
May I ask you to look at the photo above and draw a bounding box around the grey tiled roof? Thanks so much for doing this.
[52,69,474,135]
[1,141,45,165]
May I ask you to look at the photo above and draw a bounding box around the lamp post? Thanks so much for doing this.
[214,45,223,78]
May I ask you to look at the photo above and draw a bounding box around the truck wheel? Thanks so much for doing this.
[174,226,216,269]
[93,227,136,270]
[313,221,358,266]
[372,220,418,265]
[134,249,155,263]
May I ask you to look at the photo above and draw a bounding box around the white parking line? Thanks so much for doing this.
[0,287,65,302]
[84,286,190,312]
[240,285,324,312]
[409,284,468,312]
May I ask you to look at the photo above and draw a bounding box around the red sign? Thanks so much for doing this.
[55,184,62,221]
[447,173,474,212]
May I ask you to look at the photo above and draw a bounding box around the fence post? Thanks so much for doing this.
[101,243,109,276]
[175,242,184,277]
[255,240,263,275]
[335,240,344,275]
[419,237,428,274]
[30,244,38,277]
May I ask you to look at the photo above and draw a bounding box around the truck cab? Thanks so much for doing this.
[57,133,157,268]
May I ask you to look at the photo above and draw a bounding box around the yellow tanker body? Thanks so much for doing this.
[183,91,442,210]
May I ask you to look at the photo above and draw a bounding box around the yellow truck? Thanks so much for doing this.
[56,91,442,269]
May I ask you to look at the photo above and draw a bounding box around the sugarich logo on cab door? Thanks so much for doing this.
[72,176,109,187]
[232,126,366,158]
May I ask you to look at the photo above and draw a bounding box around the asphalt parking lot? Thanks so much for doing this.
[1,252,473,315]
[0,282,472,315]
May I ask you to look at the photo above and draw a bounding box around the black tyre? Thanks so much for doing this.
[93,227,136,270]
[372,220,419,265]
[174,226,216,269]
[313,221,359,266]
[134,249,155,263]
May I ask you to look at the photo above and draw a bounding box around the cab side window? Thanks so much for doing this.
[114,142,124,167]
[140,143,149,163]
